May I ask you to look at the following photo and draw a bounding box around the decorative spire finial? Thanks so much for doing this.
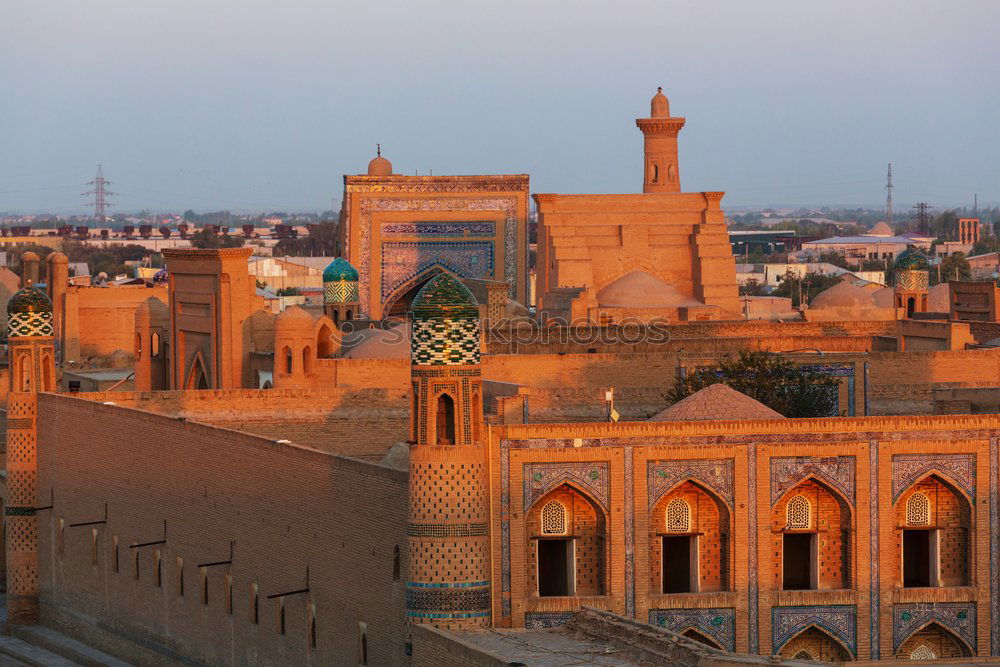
[377,143,381,157]
[658,86,662,92]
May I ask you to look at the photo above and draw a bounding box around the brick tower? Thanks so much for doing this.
[637,87,686,193]
[893,248,930,318]
[5,282,57,625]
[406,273,490,628]
[322,257,360,327]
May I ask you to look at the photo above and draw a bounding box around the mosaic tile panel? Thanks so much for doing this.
[523,462,610,513]
[323,280,358,304]
[770,455,856,506]
[500,446,511,619]
[649,608,736,652]
[524,612,574,629]
[8,312,52,337]
[748,444,758,653]
[647,459,734,509]
[893,603,976,655]
[405,585,490,613]
[380,241,494,300]
[382,221,496,236]
[624,447,635,618]
[410,318,480,366]
[892,453,976,501]
[993,437,999,656]
[772,605,857,657]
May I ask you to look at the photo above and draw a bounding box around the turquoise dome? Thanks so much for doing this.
[7,285,52,316]
[322,258,359,283]
[893,248,930,271]
[410,273,479,320]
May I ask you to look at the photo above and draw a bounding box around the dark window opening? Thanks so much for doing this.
[392,545,400,581]
[538,538,573,597]
[783,533,815,590]
[907,296,916,318]
[309,613,317,649]
[904,529,932,587]
[436,394,456,445]
[662,535,694,593]
[278,601,285,635]
[284,347,293,374]
[360,632,368,665]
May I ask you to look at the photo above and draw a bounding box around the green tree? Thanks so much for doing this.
[818,251,849,269]
[190,229,244,249]
[667,351,841,418]
[276,286,300,296]
[739,279,768,296]
[772,271,841,308]
[932,252,971,285]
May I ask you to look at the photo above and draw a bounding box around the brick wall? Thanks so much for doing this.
[36,394,410,665]
[779,626,849,661]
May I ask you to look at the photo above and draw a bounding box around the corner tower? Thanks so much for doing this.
[636,87,686,193]
[322,257,360,327]
[5,283,57,625]
[406,273,490,628]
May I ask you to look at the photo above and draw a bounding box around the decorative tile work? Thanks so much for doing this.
[382,221,496,236]
[896,269,929,291]
[993,437,999,656]
[892,453,976,501]
[407,523,488,537]
[624,447,635,618]
[380,241,494,300]
[647,459,734,509]
[525,612,574,629]
[8,312,53,337]
[523,462,610,513]
[772,605,857,657]
[410,319,480,366]
[323,280,359,304]
[500,446,511,619]
[770,456,856,506]
[869,440,881,659]
[356,196,518,316]
[799,363,856,416]
[893,603,976,655]
[748,444,758,654]
[405,585,490,613]
[649,608,736,652]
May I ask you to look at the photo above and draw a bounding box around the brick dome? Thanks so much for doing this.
[809,281,875,309]
[135,296,169,328]
[367,152,393,176]
[869,221,894,237]
[274,305,315,332]
[650,87,670,118]
[597,270,702,308]
[650,384,784,421]
[409,273,480,366]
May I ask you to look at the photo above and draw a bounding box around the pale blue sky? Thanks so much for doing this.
[2,0,997,213]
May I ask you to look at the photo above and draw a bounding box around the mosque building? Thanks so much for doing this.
[5,89,1000,665]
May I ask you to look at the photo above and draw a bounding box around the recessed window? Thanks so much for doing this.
[200,567,209,605]
[58,518,65,554]
[91,528,98,566]
[358,622,368,665]
[392,545,400,581]
[154,550,162,588]
[176,557,184,596]
[910,645,935,660]
[276,599,286,635]
[308,604,317,649]
[132,547,140,580]
[112,536,119,574]
[225,574,233,614]
[251,584,259,624]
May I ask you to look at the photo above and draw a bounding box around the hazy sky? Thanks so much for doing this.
[3,0,998,214]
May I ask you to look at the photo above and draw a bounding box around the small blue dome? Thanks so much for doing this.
[323,258,359,283]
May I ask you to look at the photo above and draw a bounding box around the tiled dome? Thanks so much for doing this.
[409,273,480,366]
[7,284,53,337]
[894,248,930,271]
[8,284,52,316]
[323,258,359,283]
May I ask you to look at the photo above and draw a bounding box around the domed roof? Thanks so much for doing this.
[410,273,479,320]
[7,284,52,316]
[597,270,703,309]
[928,282,950,312]
[810,280,875,309]
[871,286,895,309]
[649,384,785,421]
[20,251,39,262]
[323,257,359,283]
[367,146,392,176]
[274,305,315,330]
[869,221,894,237]
[894,247,930,271]
[344,322,410,360]
[135,296,169,327]
[47,252,68,264]
[650,87,670,118]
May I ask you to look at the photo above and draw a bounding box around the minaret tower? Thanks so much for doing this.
[892,248,930,318]
[322,257,360,327]
[5,282,57,625]
[406,273,490,628]
[636,87,686,193]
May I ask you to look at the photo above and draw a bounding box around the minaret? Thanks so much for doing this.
[893,248,930,318]
[406,273,490,629]
[636,87,686,193]
[322,257,360,327]
[5,282,57,625]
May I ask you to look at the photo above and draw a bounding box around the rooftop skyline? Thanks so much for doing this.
[2,0,998,213]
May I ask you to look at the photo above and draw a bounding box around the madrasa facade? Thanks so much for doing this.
[3,90,1000,665]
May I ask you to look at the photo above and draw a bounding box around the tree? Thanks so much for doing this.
[739,279,768,296]
[772,271,841,308]
[932,252,971,285]
[190,229,244,249]
[818,251,849,269]
[272,220,338,257]
[666,351,841,418]
[276,286,300,296]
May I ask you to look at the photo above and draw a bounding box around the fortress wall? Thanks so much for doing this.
[36,393,409,665]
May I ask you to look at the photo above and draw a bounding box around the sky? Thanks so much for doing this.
[2,0,998,214]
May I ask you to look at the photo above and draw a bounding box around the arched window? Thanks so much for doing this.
[665,498,691,532]
[435,393,456,445]
[392,545,400,581]
[302,345,313,375]
[792,650,814,660]
[151,332,160,357]
[651,163,659,183]
[317,324,334,358]
[332,310,340,327]
[541,501,567,535]
[910,645,935,660]
[786,495,811,530]
[667,163,676,182]
[283,346,293,374]
[346,308,353,321]
[135,332,142,359]
[906,492,930,526]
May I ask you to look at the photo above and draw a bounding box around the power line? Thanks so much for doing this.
[81,165,115,226]
[885,162,893,227]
